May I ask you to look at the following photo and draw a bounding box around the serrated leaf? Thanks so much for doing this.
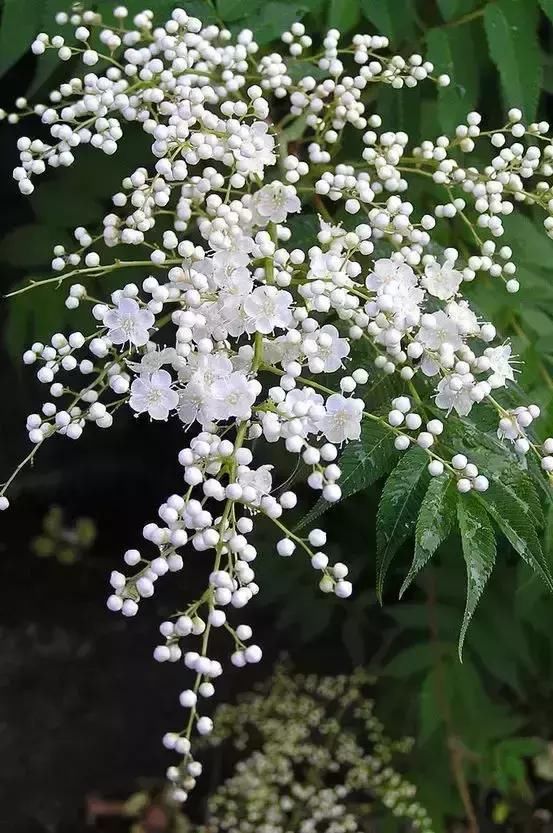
[484,0,541,121]
[297,419,396,529]
[400,476,456,597]
[376,448,430,600]
[452,441,545,530]
[478,481,553,592]
[457,493,497,658]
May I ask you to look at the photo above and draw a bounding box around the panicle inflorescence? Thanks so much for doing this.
[198,665,433,833]
[2,1,553,801]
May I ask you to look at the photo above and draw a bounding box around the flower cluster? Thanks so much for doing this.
[2,2,553,801]
[198,665,433,833]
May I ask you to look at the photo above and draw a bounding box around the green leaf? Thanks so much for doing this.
[328,0,360,32]
[426,25,480,132]
[400,476,456,597]
[297,419,396,529]
[218,0,262,21]
[0,0,41,77]
[437,0,480,19]
[252,3,309,45]
[478,481,553,592]
[457,493,497,657]
[376,448,430,600]
[503,213,553,269]
[0,225,68,268]
[383,642,441,678]
[32,182,104,228]
[5,281,71,361]
[288,213,319,250]
[360,0,416,42]
[386,601,460,635]
[484,0,541,121]
[539,0,553,22]
[419,669,442,743]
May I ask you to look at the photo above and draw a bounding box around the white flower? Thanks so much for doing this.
[178,381,207,426]
[308,250,344,282]
[252,182,301,224]
[485,345,515,388]
[317,394,364,443]
[129,370,179,420]
[281,388,325,437]
[263,334,302,367]
[244,286,294,334]
[127,347,179,375]
[497,413,520,441]
[376,278,424,330]
[232,122,276,176]
[210,372,261,421]
[446,300,479,335]
[103,297,154,347]
[237,464,273,503]
[417,311,463,352]
[365,258,418,292]
[434,375,474,416]
[309,324,350,372]
[422,260,462,300]
[180,353,233,386]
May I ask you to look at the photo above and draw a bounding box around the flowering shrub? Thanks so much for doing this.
[200,665,433,832]
[2,2,553,805]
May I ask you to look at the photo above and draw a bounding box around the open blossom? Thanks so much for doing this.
[435,374,474,416]
[127,347,180,376]
[252,182,301,224]
[129,370,179,421]
[309,324,350,373]
[498,413,520,441]
[485,345,515,388]
[231,121,276,175]
[236,464,273,504]
[317,395,364,443]
[446,300,480,336]
[210,373,261,421]
[244,286,294,334]
[365,258,417,292]
[422,260,463,300]
[103,297,154,347]
[417,311,463,353]
[177,381,207,426]
[375,277,424,330]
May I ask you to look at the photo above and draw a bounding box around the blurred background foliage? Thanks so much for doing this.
[3,1,553,832]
